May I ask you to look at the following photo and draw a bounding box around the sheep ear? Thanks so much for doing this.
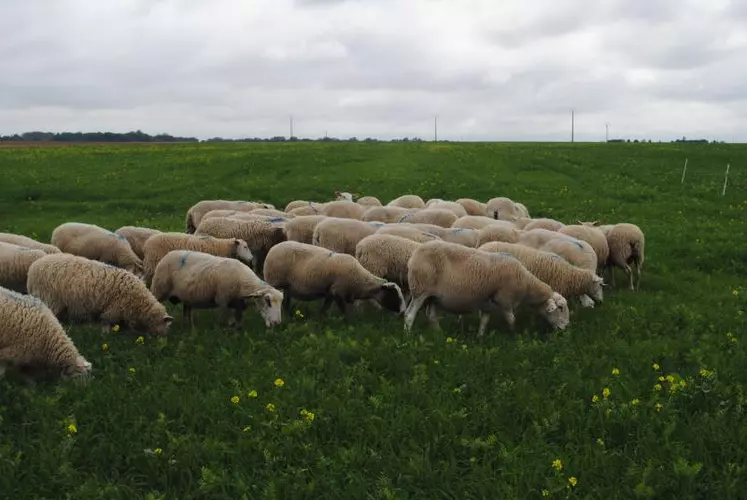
[545,299,558,313]
[164,315,173,324]
[380,282,398,290]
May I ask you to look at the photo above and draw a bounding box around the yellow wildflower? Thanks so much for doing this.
[300,409,315,421]
[248,390,258,398]
[733,289,739,296]
[266,403,276,412]
[568,476,578,488]
[136,336,144,345]
[112,324,120,332]
[67,423,77,435]
[612,368,620,376]
[242,425,251,432]
[542,490,550,497]
[102,343,109,352]
[658,376,665,382]
[655,403,663,412]
[453,387,462,393]
[596,438,604,446]
[679,380,687,388]
[654,384,662,391]
[652,363,660,371]
[602,387,610,398]
[295,309,304,318]
[461,344,468,350]
[446,337,455,344]
[666,375,675,384]
[230,396,240,404]
[630,398,640,406]
[274,378,285,388]
[591,394,599,403]
[128,367,136,374]
[154,448,163,456]
[699,368,713,378]
[552,459,563,471]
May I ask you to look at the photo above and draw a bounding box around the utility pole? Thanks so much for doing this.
[571,109,575,143]
[605,123,609,142]
[434,115,438,142]
[289,115,294,139]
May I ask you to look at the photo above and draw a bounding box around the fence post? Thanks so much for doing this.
[681,158,688,184]
[722,163,730,196]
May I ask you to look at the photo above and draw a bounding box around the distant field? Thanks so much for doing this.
[1,141,746,499]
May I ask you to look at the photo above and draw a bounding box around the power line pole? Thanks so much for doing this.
[434,115,438,142]
[605,123,609,142]
[289,115,294,139]
[571,109,575,143]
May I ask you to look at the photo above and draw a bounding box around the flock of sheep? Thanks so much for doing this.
[0,191,645,384]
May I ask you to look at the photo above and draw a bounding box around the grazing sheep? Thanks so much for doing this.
[388,195,426,209]
[356,196,383,207]
[0,233,60,254]
[485,197,523,221]
[312,218,381,255]
[515,202,530,218]
[285,200,317,212]
[334,191,354,202]
[186,200,274,233]
[194,217,286,276]
[476,224,522,246]
[250,208,290,218]
[424,200,469,218]
[479,241,604,307]
[376,224,442,243]
[356,233,421,297]
[115,226,162,260]
[361,206,414,223]
[409,224,479,247]
[558,224,610,274]
[512,217,533,229]
[523,218,566,232]
[452,216,512,230]
[284,215,328,244]
[150,250,283,329]
[456,198,488,216]
[27,253,173,335]
[321,200,367,220]
[51,222,143,277]
[539,238,598,274]
[0,242,47,293]
[288,202,327,216]
[142,232,254,285]
[404,240,570,336]
[0,286,92,382]
[583,222,645,290]
[263,241,406,319]
[518,228,570,248]
[398,208,458,228]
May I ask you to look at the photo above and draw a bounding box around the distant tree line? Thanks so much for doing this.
[0,130,199,143]
[607,137,724,144]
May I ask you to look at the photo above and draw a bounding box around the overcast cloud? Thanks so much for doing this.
[1,0,746,141]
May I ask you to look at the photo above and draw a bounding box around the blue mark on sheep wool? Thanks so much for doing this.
[180,252,190,269]
[267,217,285,223]
[451,228,464,233]
[398,214,411,223]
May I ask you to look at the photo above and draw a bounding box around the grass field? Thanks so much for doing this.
[1,141,746,499]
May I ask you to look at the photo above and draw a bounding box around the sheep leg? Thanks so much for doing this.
[425,303,441,330]
[233,308,244,329]
[624,264,634,291]
[334,297,351,322]
[404,294,429,332]
[477,310,491,337]
[320,296,334,315]
[182,304,193,329]
[578,294,595,308]
[501,309,516,331]
[282,292,293,317]
[635,261,643,290]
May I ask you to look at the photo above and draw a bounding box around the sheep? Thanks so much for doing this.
[312,218,382,255]
[356,196,383,207]
[27,253,173,335]
[114,226,162,260]
[263,241,406,320]
[404,240,570,336]
[515,202,530,218]
[0,242,47,293]
[150,250,284,329]
[424,200,469,218]
[558,224,610,274]
[284,215,328,244]
[397,208,459,228]
[582,222,645,290]
[387,195,426,209]
[539,238,598,274]
[0,286,92,382]
[334,191,354,202]
[512,217,533,229]
[51,222,143,277]
[476,224,522,246]
[485,197,523,221]
[0,233,60,254]
[142,232,254,285]
[376,224,443,243]
[194,217,286,276]
[478,241,604,308]
[202,210,291,225]
[250,208,290,218]
[288,202,327,216]
[186,200,274,233]
[409,224,479,247]
[320,200,367,220]
[523,218,566,232]
[285,200,315,212]
[361,206,414,223]
[455,198,488,216]
[452,216,515,230]
[355,233,421,298]
[518,228,571,248]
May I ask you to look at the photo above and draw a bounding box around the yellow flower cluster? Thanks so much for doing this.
[67,423,77,435]
[230,395,240,404]
[300,409,315,421]
[552,459,563,472]
[248,390,258,398]
[611,368,620,376]
[295,309,304,318]
[266,403,276,412]
[135,336,144,345]
[102,343,109,352]
[112,324,120,332]
[274,378,285,388]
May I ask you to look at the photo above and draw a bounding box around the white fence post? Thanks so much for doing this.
[722,163,730,196]
[681,158,688,184]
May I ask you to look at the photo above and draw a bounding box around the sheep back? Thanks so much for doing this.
[115,226,162,260]
[0,233,61,254]
[50,222,142,275]
[0,242,47,293]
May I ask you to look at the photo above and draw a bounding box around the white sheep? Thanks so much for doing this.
[142,232,254,285]
[334,191,354,202]
[186,200,274,233]
[479,241,604,308]
[51,222,143,277]
[455,198,488,216]
[361,206,416,223]
[376,224,442,244]
[485,197,523,221]
[518,228,572,248]
[583,222,645,290]
[320,200,367,220]
[558,224,610,275]
[409,224,479,247]
[0,233,60,254]
[115,226,162,260]
[387,195,426,209]
[476,224,522,246]
[523,218,566,232]
[404,240,570,336]
[538,238,597,274]
[452,216,513,230]
[249,208,290,218]
[150,250,283,329]
[285,200,317,212]
[263,241,406,319]
[355,233,421,298]
[312,218,383,255]
[398,208,458,228]
[0,285,92,382]
[515,202,530,218]
[284,215,328,244]
[356,196,383,207]
[0,242,47,293]
[27,253,173,335]
[424,200,469,218]
[194,216,286,276]
[288,202,327,216]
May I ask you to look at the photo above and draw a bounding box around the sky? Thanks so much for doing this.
[1,0,746,142]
